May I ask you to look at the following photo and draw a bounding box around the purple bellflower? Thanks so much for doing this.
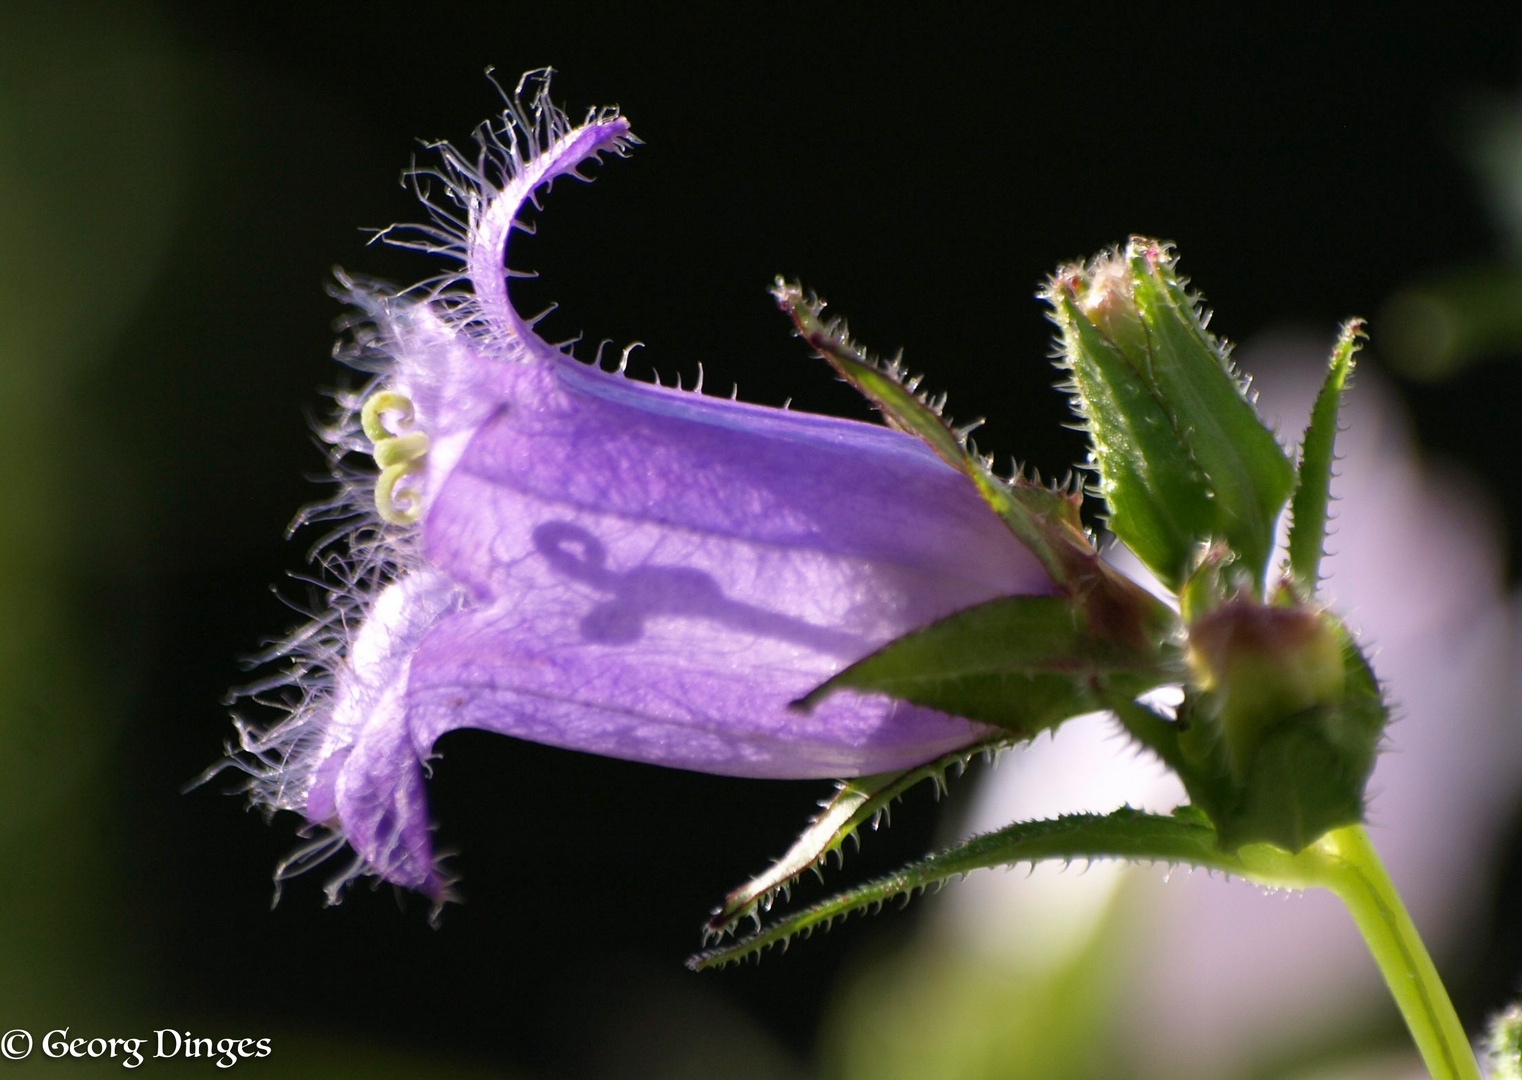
[225,72,1052,905]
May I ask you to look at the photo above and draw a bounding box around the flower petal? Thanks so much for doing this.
[229,74,1053,902]
[397,353,1051,779]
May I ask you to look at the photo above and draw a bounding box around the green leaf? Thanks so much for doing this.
[797,594,1182,738]
[688,806,1240,970]
[1287,320,1364,591]
[773,278,1179,663]
[1109,696,1187,776]
[771,280,969,469]
[704,740,1014,937]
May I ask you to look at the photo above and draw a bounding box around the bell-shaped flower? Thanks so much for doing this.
[222,73,1052,904]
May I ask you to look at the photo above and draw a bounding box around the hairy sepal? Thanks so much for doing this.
[797,594,1183,738]
[772,280,1168,641]
[1286,320,1364,592]
[1050,286,1213,590]
[688,806,1240,970]
[1175,624,1387,852]
[771,282,1084,577]
[704,740,1013,939]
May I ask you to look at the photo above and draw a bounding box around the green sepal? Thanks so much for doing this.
[1045,240,1296,592]
[704,740,1014,938]
[797,594,1183,739]
[1286,320,1364,592]
[688,806,1240,970]
[1175,624,1387,852]
[773,280,1086,587]
[773,279,1168,641]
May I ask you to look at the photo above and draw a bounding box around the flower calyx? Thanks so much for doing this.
[1172,596,1384,853]
[1187,598,1346,775]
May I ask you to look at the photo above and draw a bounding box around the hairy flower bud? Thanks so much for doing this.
[1187,600,1346,775]
[1172,596,1383,852]
[1045,239,1295,596]
[1075,256,1149,358]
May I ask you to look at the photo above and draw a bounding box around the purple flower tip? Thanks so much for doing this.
[221,71,1052,905]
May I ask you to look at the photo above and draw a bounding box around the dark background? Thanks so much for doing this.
[9,3,1522,1076]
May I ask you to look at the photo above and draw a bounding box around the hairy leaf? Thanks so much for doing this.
[773,280,1175,655]
[1044,241,1295,591]
[772,280,1091,587]
[689,806,1240,969]
[1051,287,1214,588]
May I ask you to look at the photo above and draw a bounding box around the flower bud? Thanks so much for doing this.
[1173,598,1386,852]
[1075,255,1149,357]
[1187,600,1345,776]
[1045,239,1295,595]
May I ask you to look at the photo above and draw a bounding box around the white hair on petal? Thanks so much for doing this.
[200,70,633,907]
[372,67,636,348]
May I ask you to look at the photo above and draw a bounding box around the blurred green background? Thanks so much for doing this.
[5,2,1522,1076]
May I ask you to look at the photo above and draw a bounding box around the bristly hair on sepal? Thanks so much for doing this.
[770,280,990,471]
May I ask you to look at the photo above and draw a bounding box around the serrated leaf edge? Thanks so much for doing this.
[703,738,1016,942]
[689,806,1244,970]
[1285,319,1365,592]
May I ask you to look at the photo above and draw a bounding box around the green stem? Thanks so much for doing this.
[1238,825,1480,1080]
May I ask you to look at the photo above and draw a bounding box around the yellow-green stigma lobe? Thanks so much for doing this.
[362,390,429,525]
